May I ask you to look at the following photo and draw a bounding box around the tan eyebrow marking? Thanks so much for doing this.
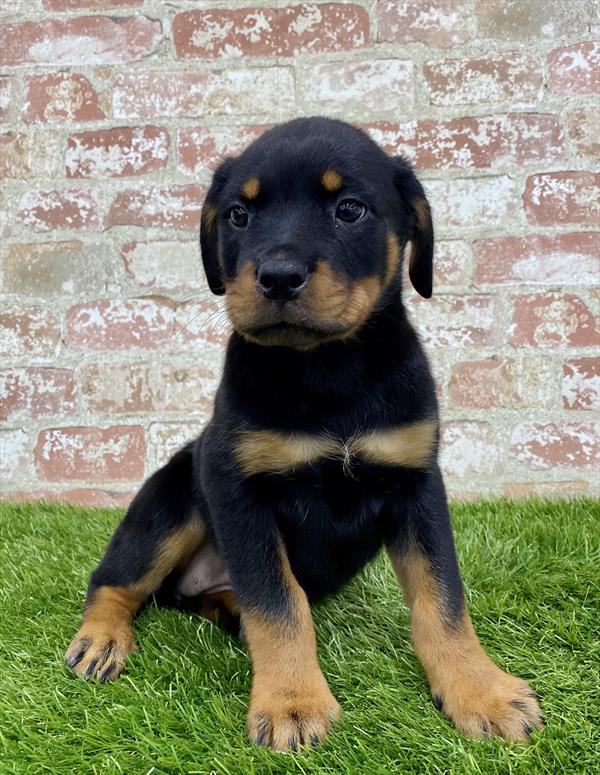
[241,177,260,200]
[233,419,437,478]
[321,169,343,192]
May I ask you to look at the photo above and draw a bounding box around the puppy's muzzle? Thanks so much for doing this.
[257,258,309,302]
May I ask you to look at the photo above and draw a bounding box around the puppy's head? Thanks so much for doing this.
[200,117,433,350]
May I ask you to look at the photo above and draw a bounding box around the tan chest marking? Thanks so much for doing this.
[234,419,437,477]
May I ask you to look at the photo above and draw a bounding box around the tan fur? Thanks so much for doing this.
[321,169,343,192]
[242,177,261,200]
[234,420,436,478]
[66,519,205,681]
[388,546,543,742]
[245,545,339,750]
[201,201,218,233]
[384,231,401,286]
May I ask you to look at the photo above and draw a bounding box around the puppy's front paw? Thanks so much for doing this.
[65,623,138,682]
[433,666,543,743]
[247,678,340,751]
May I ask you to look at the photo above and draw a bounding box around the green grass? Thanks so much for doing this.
[0,499,598,775]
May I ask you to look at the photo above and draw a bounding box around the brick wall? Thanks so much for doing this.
[1,0,598,505]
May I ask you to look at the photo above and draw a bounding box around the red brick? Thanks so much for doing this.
[35,426,146,482]
[424,53,543,106]
[377,0,470,47]
[0,307,61,358]
[66,126,169,179]
[523,171,600,226]
[368,113,564,169]
[0,131,62,179]
[0,430,32,483]
[106,185,203,230]
[18,189,101,231]
[510,422,599,471]
[510,293,600,348]
[113,69,294,120]
[0,368,76,422]
[426,176,516,230]
[0,77,16,123]
[0,16,161,66]
[177,125,267,176]
[432,241,471,286]
[43,0,143,9]
[173,4,368,59]
[548,41,600,95]
[1,488,134,508]
[23,74,106,124]
[440,421,502,478]
[448,356,555,410]
[122,241,203,289]
[409,295,496,347]
[503,481,589,498]
[300,59,413,113]
[562,358,600,410]
[149,422,202,469]
[475,0,594,40]
[81,362,218,416]
[474,233,599,286]
[568,107,600,158]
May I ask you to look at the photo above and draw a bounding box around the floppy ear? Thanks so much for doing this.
[392,157,434,299]
[200,158,235,295]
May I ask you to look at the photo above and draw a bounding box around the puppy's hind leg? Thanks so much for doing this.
[65,443,205,682]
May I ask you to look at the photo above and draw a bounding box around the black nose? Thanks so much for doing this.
[257,259,308,301]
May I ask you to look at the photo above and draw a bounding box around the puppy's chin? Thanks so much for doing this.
[238,321,354,350]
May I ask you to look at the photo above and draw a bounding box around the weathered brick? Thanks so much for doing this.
[523,171,600,226]
[503,481,590,498]
[424,53,543,106]
[0,131,62,179]
[474,233,599,286]
[409,295,496,347]
[548,41,600,95]
[113,69,294,120]
[510,421,599,470]
[0,16,161,66]
[475,0,597,40]
[18,189,101,231]
[0,488,134,508]
[568,107,600,157]
[106,185,203,230]
[148,422,202,469]
[426,176,516,230]
[448,356,555,410]
[177,125,267,177]
[23,74,106,124]
[35,426,146,482]
[0,368,76,422]
[378,0,470,47]
[43,0,143,8]
[440,421,502,478]
[0,307,61,358]
[3,241,112,297]
[432,241,471,286]
[510,293,600,348]
[0,429,32,483]
[300,59,413,113]
[66,127,169,179]
[562,358,600,410]
[173,4,369,59]
[122,241,203,289]
[81,362,219,416]
[0,77,16,123]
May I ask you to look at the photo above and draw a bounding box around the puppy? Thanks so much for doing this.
[66,117,542,751]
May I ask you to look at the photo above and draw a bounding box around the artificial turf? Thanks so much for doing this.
[0,498,598,775]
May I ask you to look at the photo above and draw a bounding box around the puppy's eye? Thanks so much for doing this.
[335,199,366,223]
[229,206,249,229]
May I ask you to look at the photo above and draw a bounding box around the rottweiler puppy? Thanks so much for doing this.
[66,117,542,751]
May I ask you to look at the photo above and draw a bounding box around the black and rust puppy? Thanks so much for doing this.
[66,117,542,751]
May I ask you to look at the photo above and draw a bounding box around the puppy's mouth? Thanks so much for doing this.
[242,319,351,349]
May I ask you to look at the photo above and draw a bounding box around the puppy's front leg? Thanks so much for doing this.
[202,444,339,751]
[386,465,543,742]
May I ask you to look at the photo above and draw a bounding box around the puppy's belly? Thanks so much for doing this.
[177,541,232,597]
